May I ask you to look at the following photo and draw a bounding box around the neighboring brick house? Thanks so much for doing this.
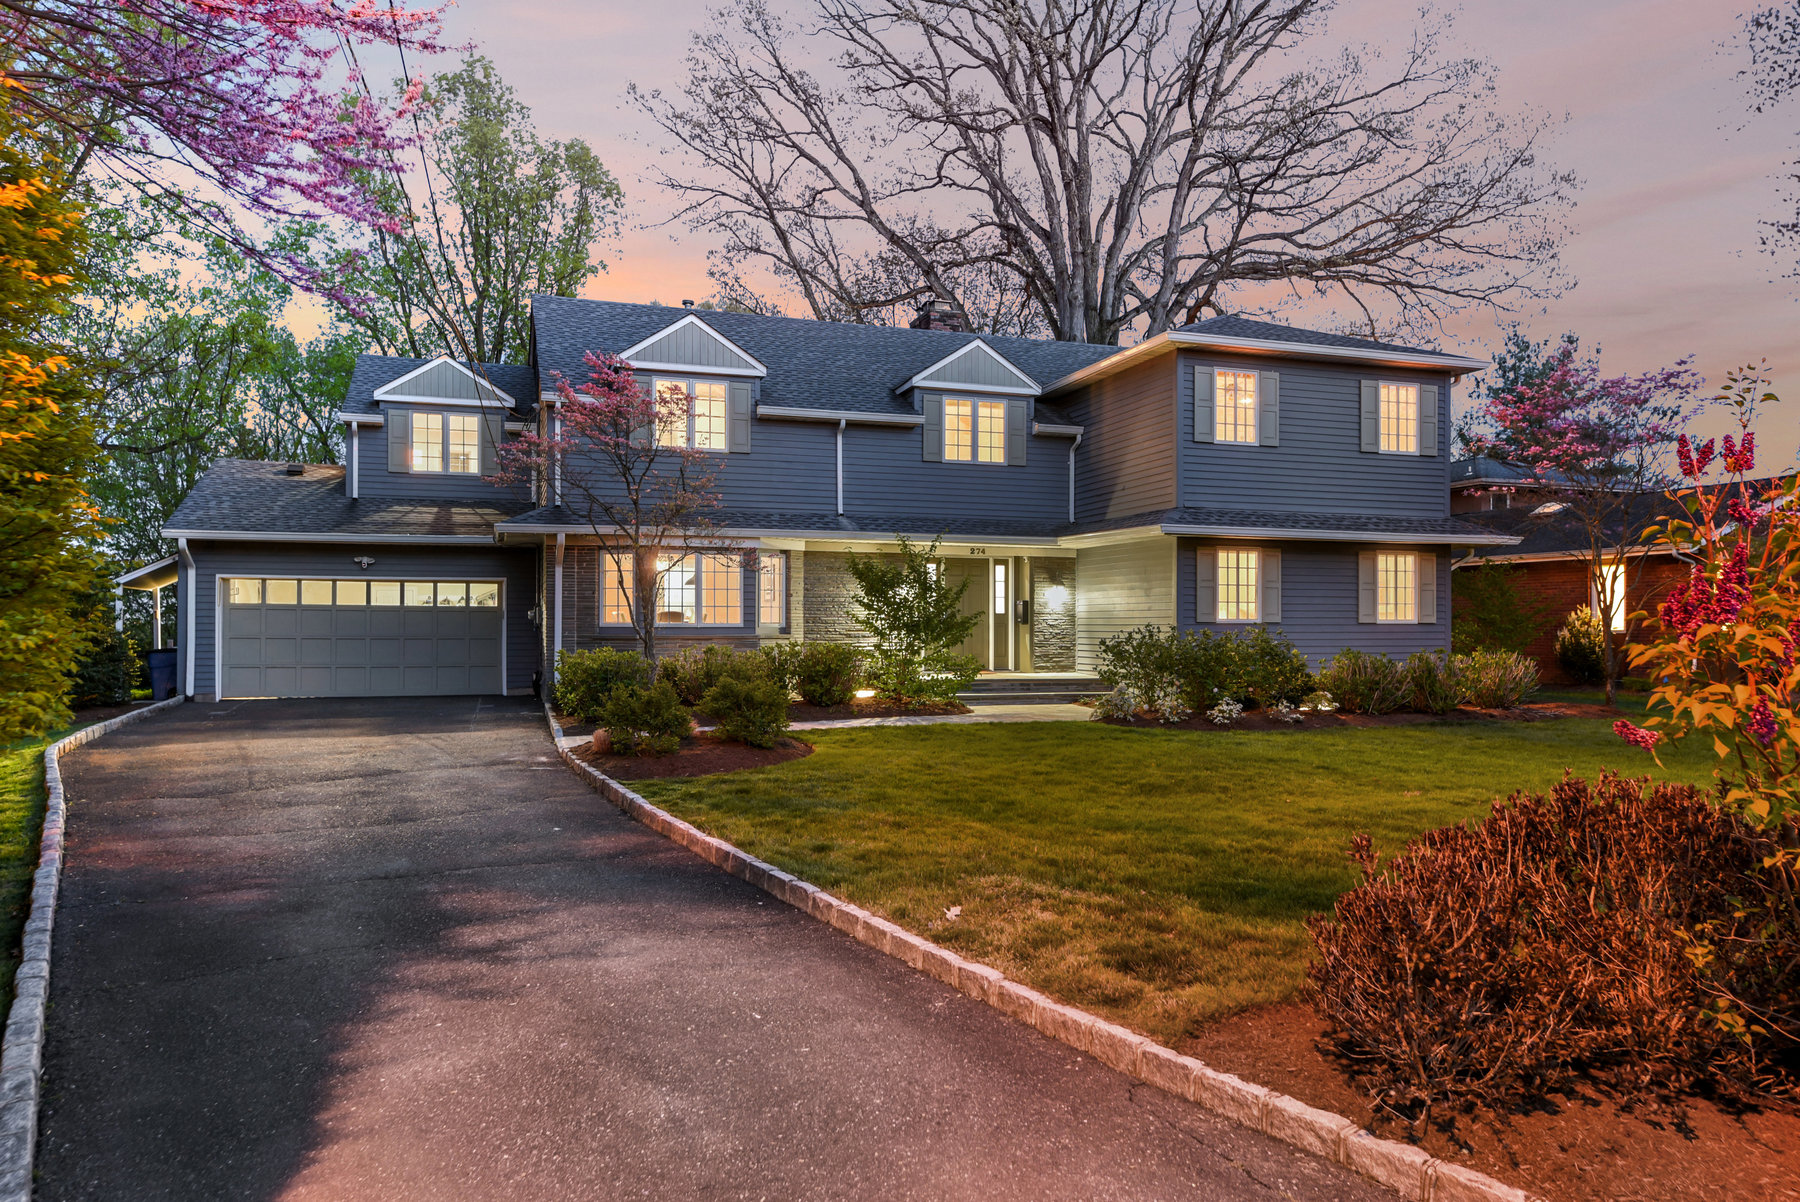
[140,298,1520,701]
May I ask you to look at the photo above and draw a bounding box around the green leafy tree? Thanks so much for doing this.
[844,536,982,704]
[324,56,624,363]
[1451,563,1551,654]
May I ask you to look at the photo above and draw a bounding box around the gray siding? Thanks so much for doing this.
[1175,351,1452,517]
[357,416,534,503]
[1028,555,1077,671]
[1174,538,1450,664]
[1074,538,1176,670]
[186,542,540,699]
[380,360,512,402]
[1063,353,1177,522]
[917,346,1035,390]
[841,424,1067,525]
[631,322,757,371]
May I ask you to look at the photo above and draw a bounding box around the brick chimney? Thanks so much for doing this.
[909,297,965,333]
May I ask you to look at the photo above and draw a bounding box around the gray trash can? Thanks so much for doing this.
[147,648,178,700]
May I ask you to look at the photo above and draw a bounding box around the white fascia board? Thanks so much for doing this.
[371,356,520,406]
[628,359,766,379]
[1053,526,1167,548]
[1165,331,1489,373]
[115,554,180,589]
[159,529,498,545]
[1158,522,1521,546]
[1032,422,1084,437]
[1459,544,1679,565]
[618,313,769,377]
[756,405,923,426]
[902,339,1041,395]
[337,411,385,426]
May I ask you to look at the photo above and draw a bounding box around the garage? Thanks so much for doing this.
[220,577,503,698]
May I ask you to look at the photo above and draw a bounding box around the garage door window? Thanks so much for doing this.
[337,579,367,605]
[225,578,501,607]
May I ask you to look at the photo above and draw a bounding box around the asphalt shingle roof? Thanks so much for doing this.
[1458,492,1691,557]
[497,504,1067,540]
[1066,506,1515,542]
[1175,315,1471,361]
[530,296,1121,416]
[164,459,532,539]
[342,355,539,417]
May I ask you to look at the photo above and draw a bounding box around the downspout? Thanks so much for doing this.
[177,537,195,698]
[1067,432,1083,523]
[553,533,565,687]
[836,419,846,516]
[348,423,359,499]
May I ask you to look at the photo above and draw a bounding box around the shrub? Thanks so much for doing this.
[1451,563,1552,655]
[791,641,861,707]
[553,647,652,723]
[701,658,792,749]
[600,681,691,756]
[1554,607,1608,685]
[1090,684,1140,721]
[1316,650,1409,714]
[845,535,982,704]
[657,644,741,705]
[1300,689,1338,713]
[1227,626,1314,708]
[1404,650,1463,715]
[1458,648,1540,709]
[1097,625,1182,701]
[70,624,136,708]
[1308,773,1800,1118]
[1206,698,1243,726]
[757,641,804,694]
[1099,625,1309,713]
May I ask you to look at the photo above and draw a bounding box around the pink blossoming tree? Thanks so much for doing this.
[1465,338,1700,702]
[490,352,730,664]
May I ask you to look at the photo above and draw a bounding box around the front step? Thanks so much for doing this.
[957,675,1104,705]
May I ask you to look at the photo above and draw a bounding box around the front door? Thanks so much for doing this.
[944,557,1011,671]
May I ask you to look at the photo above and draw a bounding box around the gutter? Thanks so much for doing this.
[160,530,500,546]
[1157,523,1521,546]
[758,405,924,427]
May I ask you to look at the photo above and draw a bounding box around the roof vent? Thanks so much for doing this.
[1531,501,1566,516]
[285,462,305,476]
[681,298,695,308]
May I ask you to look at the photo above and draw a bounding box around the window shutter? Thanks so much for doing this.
[387,409,410,473]
[922,393,943,461]
[1360,381,1379,453]
[478,412,499,476]
[1192,367,1214,442]
[1417,553,1437,624]
[1357,551,1377,623]
[1261,548,1281,623]
[728,380,753,453]
[1258,372,1279,447]
[1419,385,1439,457]
[1006,398,1027,466]
[1195,547,1217,622]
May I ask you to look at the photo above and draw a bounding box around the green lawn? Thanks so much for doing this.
[637,711,1715,1046]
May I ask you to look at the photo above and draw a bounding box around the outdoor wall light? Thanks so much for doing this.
[353,556,376,570]
[1044,584,1070,608]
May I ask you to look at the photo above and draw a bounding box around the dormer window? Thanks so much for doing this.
[654,377,728,451]
[945,397,1005,463]
[409,412,481,474]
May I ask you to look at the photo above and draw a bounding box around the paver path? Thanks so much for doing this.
[39,696,1383,1201]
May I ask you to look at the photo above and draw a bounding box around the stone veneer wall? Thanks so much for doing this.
[1029,557,1077,671]
[799,551,877,647]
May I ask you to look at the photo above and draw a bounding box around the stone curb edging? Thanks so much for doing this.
[544,705,1540,1202]
[0,696,186,1202]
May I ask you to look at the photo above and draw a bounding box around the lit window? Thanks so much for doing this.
[336,580,368,605]
[404,581,436,607]
[436,582,468,608]
[992,560,1008,613]
[265,579,297,605]
[1380,384,1419,454]
[469,583,499,608]
[693,381,727,450]
[701,553,742,624]
[1216,371,1258,444]
[944,398,972,460]
[1377,552,1417,622]
[1596,564,1626,633]
[370,581,401,606]
[603,554,635,624]
[412,412,444,472]
[226,578,261,604]
[976,400,1005,462]
[447,414,480,473]
[300,579,333,605]
[758,553,786,626]
[657,555,697,623]
[1217,549,1260,621]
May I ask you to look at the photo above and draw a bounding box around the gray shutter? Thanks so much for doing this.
[1006,398,1027,466]
[922,393,943,461]
[1357,551,1377,623]
[1195,547,1217,623]
[387,409,410,473]
[1417,552,1437,624]
[1261,548,1281,623]
[478,411,499,476]
[1192,366,1214,443]
[728,380,753,453]
[1258,372,1279,447]
[1419,384,1439,457]
[1360,381,1380,453]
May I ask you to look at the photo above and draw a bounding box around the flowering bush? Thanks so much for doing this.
[1090,685,1141,721]
[1269,700,1304,723]
[1300,690,1338,713]
[1146,682,1191,724]
[1621,367,1799,824]
[1206,698,1243,726]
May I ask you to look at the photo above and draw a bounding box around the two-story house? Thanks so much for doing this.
[143,297,1517,701]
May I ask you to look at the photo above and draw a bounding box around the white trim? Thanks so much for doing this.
[1460,545,1679,565]
[902,340,1041,396]
[1212,545,1263,623]
[1160,522,1517,546]
[757,405,924,426]
[161,529,497,545]
[177,538,195,697]
[371,356,520,406]
[618,313,769,378]
[115,555,179,589]
[337,411,385,426]
[1374,549,1421,624]
[348,423,359,498]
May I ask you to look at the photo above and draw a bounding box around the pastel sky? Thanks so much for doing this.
[367,0,1800,465]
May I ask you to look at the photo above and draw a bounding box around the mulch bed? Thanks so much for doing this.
[1184,1001,1800,1202]
[786,698,970,721]
[1093,700,1620,732]
[569,730,813,780]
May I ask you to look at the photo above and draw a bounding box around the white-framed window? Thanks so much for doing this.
[1216,548,1260,621]
[408,411,482,474]
[603,554,636,625]
[1379,383,1419,454]
[412,412,444,472]
[758,552,787,627]
[944,397,1005,463]
[222,577,497,607]
[652,377,729,450]
[605,553,743,625]
[1596,563,1626,633]
[1215,370,1258,444]
[447,414,479,473]
[1377,552,1417,622]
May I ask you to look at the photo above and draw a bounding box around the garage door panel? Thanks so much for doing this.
[264,610,299,637]
[264,666,298,694]
[334,637,368,661]
[468,637,499,665]
[299,638,334,665]
[223,667,264,697]
[368,638,402,666]
[369,610,404,637]
[297,667,334,694]
[468,665,501,693]
[263,638,298,665]
[369,666,403,694]
[334,667,369,694]
[226,609,263,637]
[298,608,333,637]
[435,610,471,636]
[401,638,437,667]
[402,666,437,692]
[333,609,369,636]
[402,610,436,636]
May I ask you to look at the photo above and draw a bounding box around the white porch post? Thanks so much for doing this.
[552,533,565,687]
[152,584,163,649]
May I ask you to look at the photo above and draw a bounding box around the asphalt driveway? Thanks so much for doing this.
[38,696,1384,1201]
